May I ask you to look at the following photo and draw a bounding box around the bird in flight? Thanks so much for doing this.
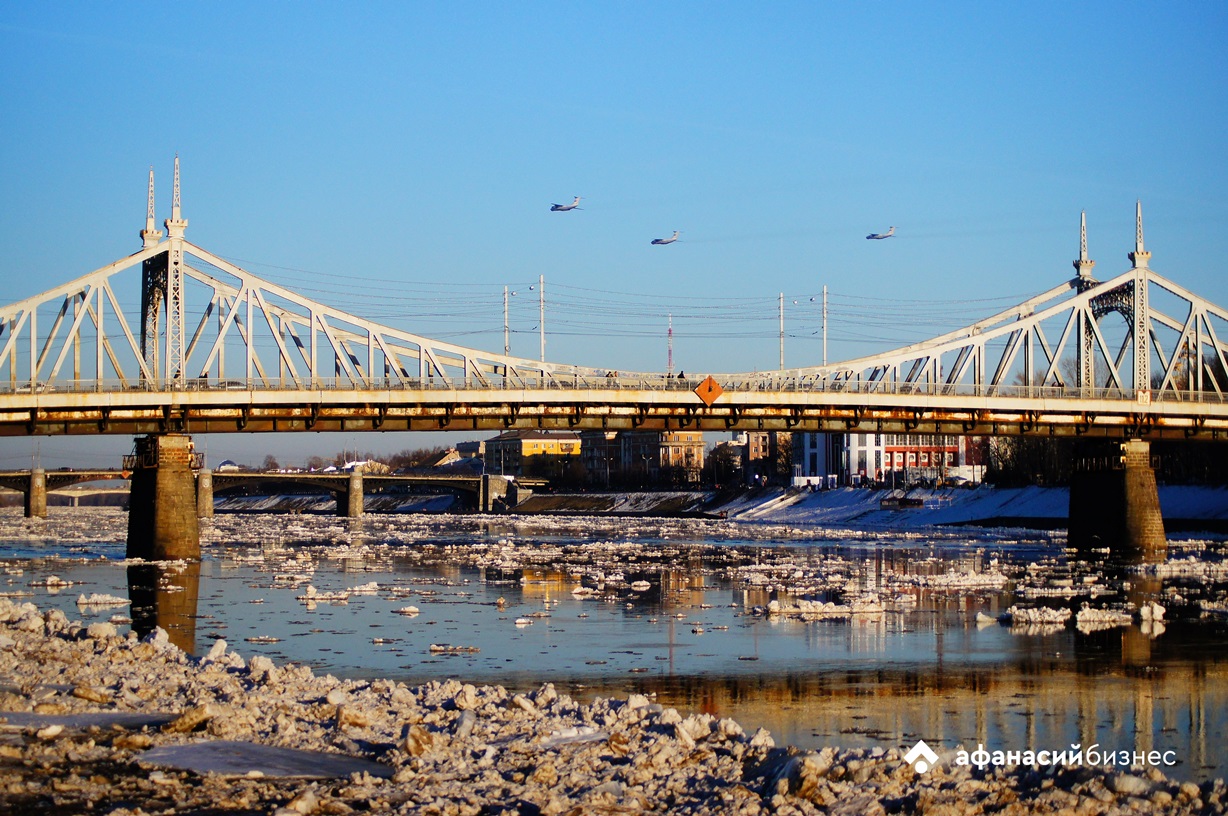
[550,196,582,212]
[651,230,681,245]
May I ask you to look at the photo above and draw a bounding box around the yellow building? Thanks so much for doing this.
[485,430,582,477]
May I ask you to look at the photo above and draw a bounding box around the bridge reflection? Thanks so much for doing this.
[579,654,1227,782]
[128,561,200,653]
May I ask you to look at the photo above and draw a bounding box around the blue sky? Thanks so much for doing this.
[1,2,1225,467]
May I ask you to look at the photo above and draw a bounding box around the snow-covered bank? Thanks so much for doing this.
[206,483,1228,533]
[717,484,1228,533]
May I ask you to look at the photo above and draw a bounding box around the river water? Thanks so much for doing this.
[4,508,1228,783]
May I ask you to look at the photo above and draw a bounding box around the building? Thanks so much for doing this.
[579,431,620,486]
[793,432,984,487]
[455,440,484,459]
[484,430,582,477]
[740,431,792,486]
[577,431,706,486]
[706,440,744,488]
[793,434,842,489]
[618,431,705,485]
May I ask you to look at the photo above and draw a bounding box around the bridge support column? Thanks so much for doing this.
[24,468,46,518]
[1069,439,1165,563]
[506,481,532,509]
[479,474,509,512]
[196,469,213,518]
[126,434,201,561]
[339,469,363,517]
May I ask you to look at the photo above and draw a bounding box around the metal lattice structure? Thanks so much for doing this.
[770,203,1228,406]
[0,168,1225,439]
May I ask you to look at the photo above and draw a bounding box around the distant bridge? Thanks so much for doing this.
[0,467,547,518]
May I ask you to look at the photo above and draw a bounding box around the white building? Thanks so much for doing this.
[793,432,985,487]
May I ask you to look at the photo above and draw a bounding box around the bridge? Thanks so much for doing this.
[0,467,546,519]
[1,160,1225,559]
[0,469,122,517]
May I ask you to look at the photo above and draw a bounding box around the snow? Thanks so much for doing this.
[721,485,1066,528]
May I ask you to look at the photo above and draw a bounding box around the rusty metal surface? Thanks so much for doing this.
[0,384,1224,440]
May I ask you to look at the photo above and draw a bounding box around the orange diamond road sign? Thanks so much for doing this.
[694,375,723,407]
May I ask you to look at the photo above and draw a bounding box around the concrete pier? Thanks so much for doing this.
[196,469,213,518]
[339,469,363,517]
[126,434,201,561]
[24,468,46,518]
[1069,438,1166,562]
[479,473,509,512]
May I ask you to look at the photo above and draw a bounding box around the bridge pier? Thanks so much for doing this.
[479,474,509,512]
[126,434,201,561]
[1069,439,1166,563]
[338,469,363,517]
[24,468,46,518]
[196,469,213,518]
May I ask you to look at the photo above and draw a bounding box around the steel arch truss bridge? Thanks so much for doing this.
[0,203,1226,440]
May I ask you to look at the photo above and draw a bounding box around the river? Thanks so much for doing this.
[3,508,1227,783]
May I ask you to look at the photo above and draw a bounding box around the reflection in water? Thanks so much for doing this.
[590,660,1228,781]
[16,511,1228,782]
[128,561,201,653]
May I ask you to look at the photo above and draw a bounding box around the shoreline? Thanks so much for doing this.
[1,597,1224,814]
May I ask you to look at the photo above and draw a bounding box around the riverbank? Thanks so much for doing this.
[1,597,1224,815]
[208,483,1228,533]
[717,483,1228,533]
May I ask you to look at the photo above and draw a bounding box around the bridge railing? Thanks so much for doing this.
[1,376,1224,405]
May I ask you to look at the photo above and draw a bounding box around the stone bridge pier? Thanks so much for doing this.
[196,469,213,518]
[24,468,46,518]
[126,434,201,561]
[340,469,363,517]
[1069,439,1166,563]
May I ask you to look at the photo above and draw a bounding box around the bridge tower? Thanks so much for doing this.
[139,166,165,381]
[164,156,189,385]
[129,161,200,558]
[1068,204,1165,561]
[139,157,189,386]
[1128,200,1151,392]
[1073,210,1097,393]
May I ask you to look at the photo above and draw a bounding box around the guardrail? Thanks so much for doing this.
[1,376,1224,405]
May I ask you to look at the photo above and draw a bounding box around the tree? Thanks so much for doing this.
[385,447,448,471]
[772,433,794,485]
[262,455,280,471]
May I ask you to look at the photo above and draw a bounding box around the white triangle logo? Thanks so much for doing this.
[903,740,940,773]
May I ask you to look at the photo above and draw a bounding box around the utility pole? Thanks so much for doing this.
[503,286,510,355]
[779,293,785,371]
[822,285,828,366]
[538,275,545,362]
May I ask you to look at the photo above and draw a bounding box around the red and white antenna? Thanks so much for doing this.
[667,313,674,375]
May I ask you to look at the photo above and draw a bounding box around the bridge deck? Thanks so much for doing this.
[0,379,1224,439]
